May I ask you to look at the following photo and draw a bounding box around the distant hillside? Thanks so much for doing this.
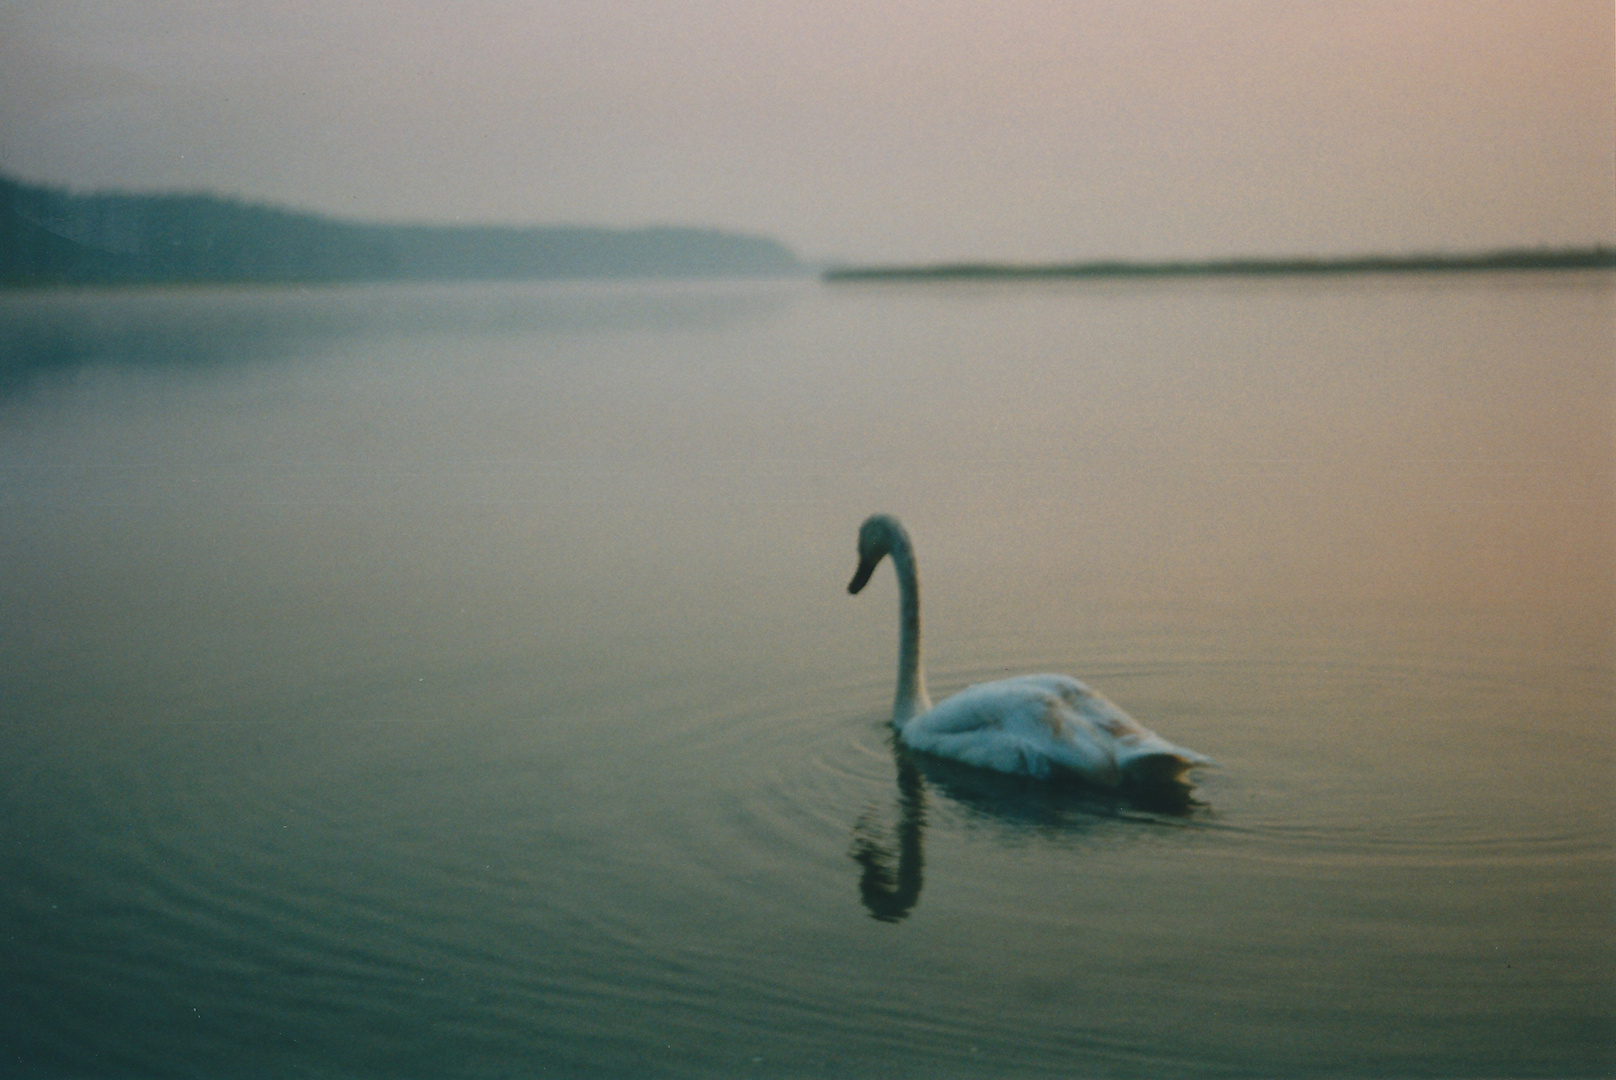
[0,175,803,286]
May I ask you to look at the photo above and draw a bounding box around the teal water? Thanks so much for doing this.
[1,274,1612,1077]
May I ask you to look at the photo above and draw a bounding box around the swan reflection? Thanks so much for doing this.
[850,746,928,922]
[851,734,1200,923]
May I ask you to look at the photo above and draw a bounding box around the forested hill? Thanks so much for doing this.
[0,175,803,286]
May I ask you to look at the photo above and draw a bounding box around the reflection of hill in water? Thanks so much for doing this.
[851,736,1201,923]
[0,283,798,398]
[0,294,359,395]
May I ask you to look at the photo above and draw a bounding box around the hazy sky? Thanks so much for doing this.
[2,0,1611,262]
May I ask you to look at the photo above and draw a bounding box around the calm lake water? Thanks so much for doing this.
[1,273,1611,1078]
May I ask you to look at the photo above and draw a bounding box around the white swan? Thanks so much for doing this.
[847,514,1212,787]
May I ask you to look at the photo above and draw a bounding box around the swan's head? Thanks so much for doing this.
[848,514,908,594]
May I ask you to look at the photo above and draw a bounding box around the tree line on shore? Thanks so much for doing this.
[0,174,802,287]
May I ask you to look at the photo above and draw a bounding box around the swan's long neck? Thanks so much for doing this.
[888,538,931,726]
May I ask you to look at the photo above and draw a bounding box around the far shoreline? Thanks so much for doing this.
[822,247,1616,282]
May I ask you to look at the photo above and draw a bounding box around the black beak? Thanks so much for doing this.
[847,554,879,594]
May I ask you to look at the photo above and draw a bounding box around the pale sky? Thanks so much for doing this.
[1,0,1611,263]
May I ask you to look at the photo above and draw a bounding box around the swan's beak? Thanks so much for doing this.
[848,554,879,594]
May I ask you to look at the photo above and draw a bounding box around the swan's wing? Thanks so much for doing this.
[901,678,1116,780]
[902,674,1213,784]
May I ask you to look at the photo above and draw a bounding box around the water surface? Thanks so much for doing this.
[1,274,1611,1077]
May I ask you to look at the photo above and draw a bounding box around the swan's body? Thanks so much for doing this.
[848,514,1212,787]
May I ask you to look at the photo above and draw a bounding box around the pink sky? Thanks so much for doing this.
[2,0,1611,262]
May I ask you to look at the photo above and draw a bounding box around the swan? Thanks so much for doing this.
[847,514,1212,787]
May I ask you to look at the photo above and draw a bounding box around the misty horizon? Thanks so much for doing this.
[5,170,1610,290]
[1,2,1609,266]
